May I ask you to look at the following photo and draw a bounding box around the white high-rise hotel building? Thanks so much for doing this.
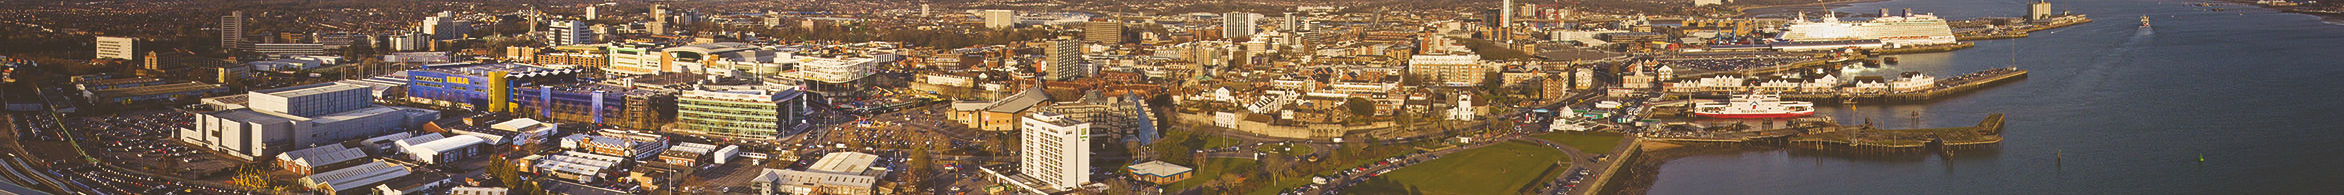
[1019,112,1090,190]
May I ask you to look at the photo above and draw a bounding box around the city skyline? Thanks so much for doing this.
[0,0,2340,194]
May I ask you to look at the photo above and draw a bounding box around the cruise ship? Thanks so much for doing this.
[1693,93,1817,118]
[1776,11,1958,47]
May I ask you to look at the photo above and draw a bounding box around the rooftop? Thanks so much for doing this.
[201,109,296,124]
[534,151,624,176]
[753,169,877,189]
[399,133,447,145]
[277,144,368,168]
[304,106,435,124]
[300,160,411,192]
[1126,161,1194,177]
[1025,112,1087,127]
[419,63,581,77]
[669,142,719,154]
[986,86,1052,113]
[253,83,369,98]
[520,83,662,96]
[488,118,553,132]
[807,152,880,174]
[407,135,487,153]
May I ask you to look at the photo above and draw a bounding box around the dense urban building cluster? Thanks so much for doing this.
[0,0,2118,194]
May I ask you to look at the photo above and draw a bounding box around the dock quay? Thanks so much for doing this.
[1871,42,1976,55]
[1667,67,2029,104]
[1958,33,2030,41]
[1637,113,2007,153]
[1791,113,2007,152]
[1599,114,2007,194]
[1955,15,2094,41]
[1785,67,2027,104]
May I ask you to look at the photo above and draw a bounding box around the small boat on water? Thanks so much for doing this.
[2141,15,2152,28]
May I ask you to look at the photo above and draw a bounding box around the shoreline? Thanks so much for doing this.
[1601,142,2006,194]
[1599,142,1772,195]
[2212,0,2344,24]
[1603,114,2008,194]
[2278,9,2344,24]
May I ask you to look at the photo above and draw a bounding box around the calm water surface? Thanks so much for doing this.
[1649,0,2344,194]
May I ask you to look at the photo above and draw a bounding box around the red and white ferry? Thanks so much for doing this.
[1693,93,1816,118]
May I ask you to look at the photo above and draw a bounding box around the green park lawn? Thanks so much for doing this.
[1244,174,1318,195]
[1534,132,1625,154]
[1164,158,1260,191]
[1348,141,1569,195]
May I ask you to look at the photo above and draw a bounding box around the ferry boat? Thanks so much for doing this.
[1693,93,1816,118]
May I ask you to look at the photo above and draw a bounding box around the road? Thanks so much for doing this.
[1523,136,1603,195]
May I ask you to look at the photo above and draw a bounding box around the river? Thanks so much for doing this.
[1646,0,2344,194]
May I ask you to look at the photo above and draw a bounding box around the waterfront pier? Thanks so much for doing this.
[1955,15,2096,41]
[1639,113,2007,153]
[1780,67,2029,104]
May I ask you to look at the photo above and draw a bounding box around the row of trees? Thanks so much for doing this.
[228,166,294,194]
[486,156,552,195]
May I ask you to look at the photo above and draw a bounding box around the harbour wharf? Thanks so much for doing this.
[1639,114,2007,152]
[1782,67,2027,104]
[1791,113,2007,152]
[1667,67,2029,104]
[1956,15,2095,41]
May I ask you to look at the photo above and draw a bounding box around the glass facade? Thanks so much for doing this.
[673,90,807,140]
